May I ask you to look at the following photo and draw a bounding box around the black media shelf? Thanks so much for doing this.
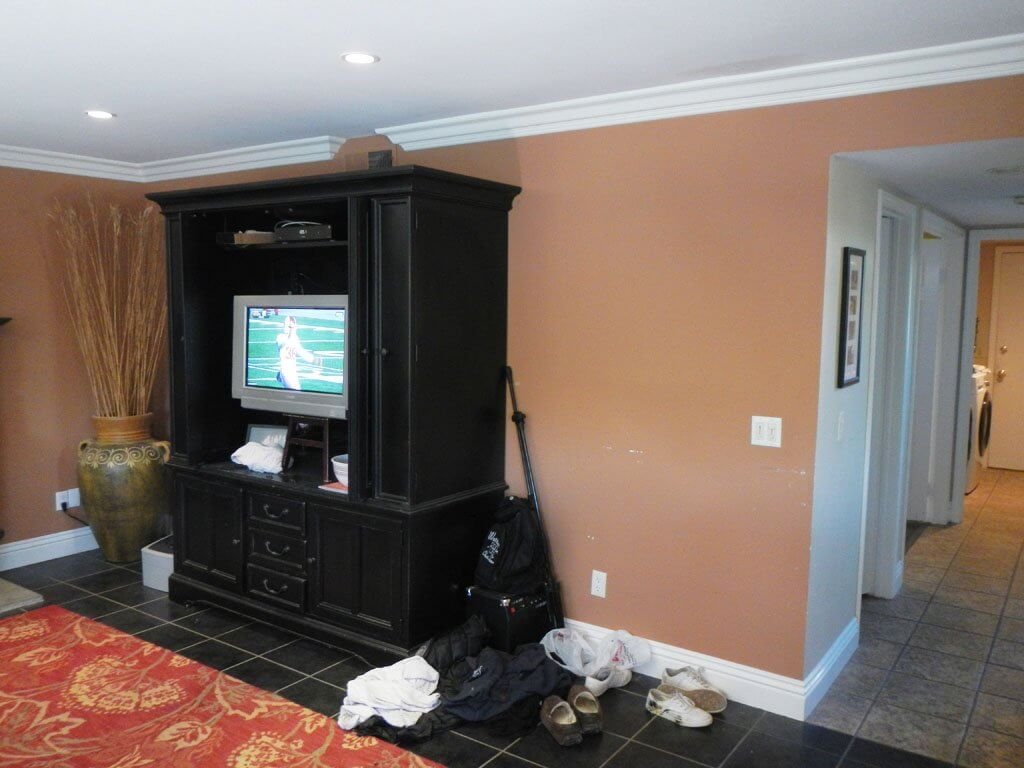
[217,239,348,252]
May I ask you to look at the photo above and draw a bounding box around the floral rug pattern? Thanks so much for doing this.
[0,606,438,768]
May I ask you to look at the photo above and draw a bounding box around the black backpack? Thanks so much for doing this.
[475,496,546,594]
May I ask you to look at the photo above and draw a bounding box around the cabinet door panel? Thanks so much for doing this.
[308,505,403,640]
[175,475,244,591]
[372,198,412,502]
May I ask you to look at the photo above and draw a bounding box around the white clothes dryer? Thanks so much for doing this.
[977,367,992,469]
[966,366,990,494]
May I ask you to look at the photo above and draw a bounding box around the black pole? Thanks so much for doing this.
[506,366,564,627]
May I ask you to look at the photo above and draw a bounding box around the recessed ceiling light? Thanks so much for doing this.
[85,110,115,120]
[341,52,379,65]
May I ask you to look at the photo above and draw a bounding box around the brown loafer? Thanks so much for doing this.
[540,695,583,746]
[568,684,603,734]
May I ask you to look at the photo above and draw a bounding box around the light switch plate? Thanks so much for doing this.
[751,416,782,447]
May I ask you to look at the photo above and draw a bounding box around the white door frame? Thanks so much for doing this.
[974,229,1024,468]
[860,191,919,599]
[966,229,1024,372]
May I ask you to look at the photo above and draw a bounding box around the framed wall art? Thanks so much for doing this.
[837,247,865,388]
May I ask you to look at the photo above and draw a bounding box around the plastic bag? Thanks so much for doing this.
[540,627,650,677]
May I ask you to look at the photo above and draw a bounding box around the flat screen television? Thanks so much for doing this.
[232,295,348,419]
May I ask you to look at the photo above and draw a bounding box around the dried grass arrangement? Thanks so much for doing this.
[51,197,166,418]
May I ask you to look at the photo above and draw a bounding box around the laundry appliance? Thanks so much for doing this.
[966,365,991,494]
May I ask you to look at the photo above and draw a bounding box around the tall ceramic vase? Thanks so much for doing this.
[78,413,170,563]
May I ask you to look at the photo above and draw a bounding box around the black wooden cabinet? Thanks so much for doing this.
[148,167,519,659]
[174,474,244,592]
[307,504,403,639]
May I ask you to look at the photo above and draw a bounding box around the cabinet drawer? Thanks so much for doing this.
[248,492,305,534]
[246,564,306,611]
[249,529,306,573]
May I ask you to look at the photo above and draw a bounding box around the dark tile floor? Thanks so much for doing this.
[3,532,1013,768]
[809,468,1024,768]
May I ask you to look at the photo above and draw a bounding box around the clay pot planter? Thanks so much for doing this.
[78,413,170,563]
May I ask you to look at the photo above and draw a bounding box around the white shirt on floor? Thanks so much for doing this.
[337,655,440,730]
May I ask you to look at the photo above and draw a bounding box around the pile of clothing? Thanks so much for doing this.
[339,616,573,743]
[337,620,655,746]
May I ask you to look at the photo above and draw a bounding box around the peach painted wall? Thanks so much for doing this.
[0,168,161,544]
[403,76,1024,678]
[3,75,1023,680]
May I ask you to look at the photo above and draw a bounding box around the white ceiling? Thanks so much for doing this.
[2,1,1024,223]
[841,139,1024,228]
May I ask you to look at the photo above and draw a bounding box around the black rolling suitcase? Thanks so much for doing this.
[465,586,552,653]
[467,367,564,650]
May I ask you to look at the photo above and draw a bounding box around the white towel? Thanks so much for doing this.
[337,655,440,730]
[230,441,284,474]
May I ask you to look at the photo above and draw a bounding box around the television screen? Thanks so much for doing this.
[243,306,345,395]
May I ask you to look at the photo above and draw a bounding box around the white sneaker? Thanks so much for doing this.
[645,685,712,728]
[583,666,632,697]
[661,666,727,714]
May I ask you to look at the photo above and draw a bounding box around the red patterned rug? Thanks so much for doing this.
[0,606,440,768]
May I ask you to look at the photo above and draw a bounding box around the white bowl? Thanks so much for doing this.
[331,454,349,484]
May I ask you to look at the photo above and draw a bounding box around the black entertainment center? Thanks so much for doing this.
[147,166,520,661]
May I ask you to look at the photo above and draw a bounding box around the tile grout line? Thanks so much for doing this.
[848,471,995,765]
[953,472,1024,767]
[27,571,364,707]
[907,472,990,768]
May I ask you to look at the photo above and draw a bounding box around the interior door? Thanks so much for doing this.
[987,246,1024,470]
[863,212,909,597]
[907,214,966,524]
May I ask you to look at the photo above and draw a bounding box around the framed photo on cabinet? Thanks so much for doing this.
[837,247,865,388]
[246,424,288,447]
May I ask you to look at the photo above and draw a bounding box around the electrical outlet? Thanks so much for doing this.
[54,488,80,512]
[751,416,782,447]
[591,569,607,598]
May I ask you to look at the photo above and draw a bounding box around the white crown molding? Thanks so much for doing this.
[565,615,859,720]
[0,527,98,572]
[380,33,1024,150]
[140,136,345,182]
[0,136,345,183]
[0,144,145,182]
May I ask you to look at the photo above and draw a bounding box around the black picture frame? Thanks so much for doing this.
[246,423,288,447]
[838,247,865,388]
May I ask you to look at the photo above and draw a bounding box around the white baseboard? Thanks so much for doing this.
[800,618,860,717]
[0,527,99,572]
[565,616,859,720]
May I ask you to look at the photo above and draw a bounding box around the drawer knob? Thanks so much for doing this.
[262,579,288,595]
[231,538,240,546]
[264,541,291,557]
[307,556,317,565]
